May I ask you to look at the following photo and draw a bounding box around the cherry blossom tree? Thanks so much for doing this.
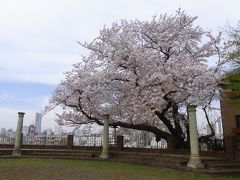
[221,22,240,106]
[223,21,240,66]
[46,10,223,148]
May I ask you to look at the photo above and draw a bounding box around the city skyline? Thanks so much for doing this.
[0,0,240,130]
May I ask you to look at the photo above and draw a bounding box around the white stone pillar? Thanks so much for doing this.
[113,127,117,147]
[100,114,110,159]
[12,112,25,156]
[187,105,204,168]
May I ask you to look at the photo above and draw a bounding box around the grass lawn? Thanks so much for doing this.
[0,158,238,180]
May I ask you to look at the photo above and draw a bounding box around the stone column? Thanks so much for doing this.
[187,105,204,169]
[12,112,25,156]
[116,135,124,150]
[100,114,110,159]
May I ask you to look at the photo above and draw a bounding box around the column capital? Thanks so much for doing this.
[18,112,25,116]
[188,105,197,112]
[102,114,110,119]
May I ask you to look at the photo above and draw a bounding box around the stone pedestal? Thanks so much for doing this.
[67,135,73,149]
[100,114,110,159]
[117,135,124,150]
[12,112,25,156]
[187,105,204,169]
[166,135,175,153]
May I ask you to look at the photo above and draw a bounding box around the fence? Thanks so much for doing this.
[0,133,167,149]
[1,133,223,151]
[22,134,68,146]
[73,135,115,146]
[0,134,68,146]
[199,138,224,151]
[124,137,167,149]
[0,135,15,144]
[73,135,167,149]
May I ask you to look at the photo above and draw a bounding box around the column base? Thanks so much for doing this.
[187,156,204,169]
[100,149,109,159]
[12,150,21,157]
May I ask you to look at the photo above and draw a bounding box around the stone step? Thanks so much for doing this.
[202,159,229,164]
[207,162,240,169]
[112,152,227,165]
[112,151,189,159]
[23,152,94,157]
[197,168,240,175]
[110,157,181,169]
[21,155,99,160]
[2,149,240,175]
[0,149,13,155]
[110,154,187,165]
[109,153,194,169]
[235,135,240,140]
[21,149,100,157]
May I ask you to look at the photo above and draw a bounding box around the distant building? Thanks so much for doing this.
[220,69,240,138]
[216,119,223,137]
[35,113,42,135]
[1,128,6,134]
[7,128,14,134]
[214,119,223,139]
[46,128,53,135]
[22,126,28,135]
[221,98,240,137]
[28,124,35,136]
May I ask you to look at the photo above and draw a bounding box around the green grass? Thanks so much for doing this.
[0,158,238,180]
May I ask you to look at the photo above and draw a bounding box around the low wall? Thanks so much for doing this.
[0,144,225,158]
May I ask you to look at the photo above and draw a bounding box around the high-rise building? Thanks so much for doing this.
[28,124,35,136]
[46,128,53,135]
[35,113,42,135]
[1,128,6,134]
[22,126,28,135]
[216,119,223,139]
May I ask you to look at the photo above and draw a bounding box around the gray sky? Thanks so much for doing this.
[0,0,239,130]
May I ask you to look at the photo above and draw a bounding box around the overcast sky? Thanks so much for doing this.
[0,0,239,130]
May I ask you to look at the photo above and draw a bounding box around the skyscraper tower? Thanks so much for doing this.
[35,113,42,135]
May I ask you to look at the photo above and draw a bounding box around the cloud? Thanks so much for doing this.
[0,81,55,109]
[0,49,80,84]
[0,93,12,101]
[0,0,239,130]
[1,0,239,85]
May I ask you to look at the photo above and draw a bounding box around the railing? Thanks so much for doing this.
[73,135,115,146]
[0,136,15,144]
[22,134,68,146]
[73,135,167,148]
[0,133,167,149]
[0,134,68,146]
[2,133,225,151]
[124,137,167,149]
[199,138,224,151]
